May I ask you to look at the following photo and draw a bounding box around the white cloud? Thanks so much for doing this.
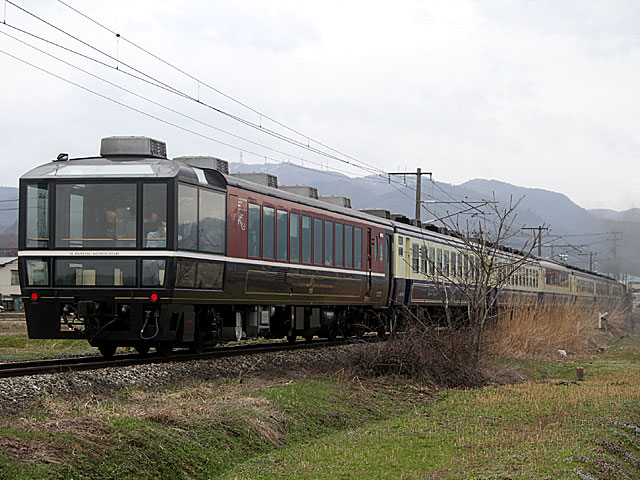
[0,0,639,210]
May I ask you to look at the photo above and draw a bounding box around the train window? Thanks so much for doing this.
[263,207,275,260]
[195,260,224,289]
[25,259,48,286]
[464,254,469,279]
[335,223,343,267]
[374,237,378,265]
[412,243,419,273]
[54,258,136,286]
[26,184,49,248]
[457,253,463,277]
[277,210,288,261]
[324,221,334,266]
[354,227,362,269]
[429,247,435,275]
[345,225,353,268]
[437,249,443,275]
[302,215,312,263]
[420,246,427,273]
[248,203,260,258]
[380,237,384,262]
[142,259,166,287]
[178,184,198,250]
[56,183,137,249]
[198,189,226,254]
[313,218,323,265]
[451,252,457,278]
[143,184,167,249]
[290,213,300,262]
[444,251,450,276]
[176,258,197,288]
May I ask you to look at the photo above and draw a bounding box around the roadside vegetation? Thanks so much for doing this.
[0,304,639,479]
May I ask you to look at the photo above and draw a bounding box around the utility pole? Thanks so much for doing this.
[609,231,623,281]
[610,231,622,261]
[388,168,432,225]
[579,252,597,271]
[522,226,549,257]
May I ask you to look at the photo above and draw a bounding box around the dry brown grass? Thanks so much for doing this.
[485,299,630,358]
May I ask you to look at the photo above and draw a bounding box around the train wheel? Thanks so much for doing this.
[189,338,205,354]
[135,344,150,356]
[156,342,173,357]
[286,334,296,344]
[98,344,117,358]
[304,335,313,343]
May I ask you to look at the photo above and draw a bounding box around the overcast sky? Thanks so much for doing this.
[1,0,639,210]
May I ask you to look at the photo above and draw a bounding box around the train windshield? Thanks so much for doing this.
[55,183,137,248]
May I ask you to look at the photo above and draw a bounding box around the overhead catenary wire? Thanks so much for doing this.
[1,0,493,212]
[56,0,387,178]
[3,0,388,179]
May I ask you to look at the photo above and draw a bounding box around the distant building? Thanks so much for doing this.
[0,257,21,311]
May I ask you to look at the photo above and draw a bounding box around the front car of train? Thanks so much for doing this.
[18,136,227,356]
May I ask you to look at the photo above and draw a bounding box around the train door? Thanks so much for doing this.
[366,228,372,297]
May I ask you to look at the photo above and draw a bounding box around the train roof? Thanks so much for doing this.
[20,153,396,228]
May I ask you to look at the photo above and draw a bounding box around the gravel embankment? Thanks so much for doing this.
[0,344,356,414]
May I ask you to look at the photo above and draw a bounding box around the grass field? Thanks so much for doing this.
[1,330,640,478]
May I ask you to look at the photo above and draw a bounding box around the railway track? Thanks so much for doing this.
[0,338,351,379]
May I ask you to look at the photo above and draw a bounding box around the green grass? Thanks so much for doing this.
[0,335,95,360]
[2,339,640,479]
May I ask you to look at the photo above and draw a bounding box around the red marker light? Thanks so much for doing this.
[30,292,39,301]
[149,293,159,302]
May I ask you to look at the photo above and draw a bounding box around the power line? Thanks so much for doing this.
[3,1,387,179]
[56,0,386,178]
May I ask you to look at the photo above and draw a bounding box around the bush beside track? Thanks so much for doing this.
[0,316,639,479]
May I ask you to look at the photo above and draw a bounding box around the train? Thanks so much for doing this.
[18,136,627,356]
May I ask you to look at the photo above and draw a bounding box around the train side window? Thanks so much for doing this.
[178,184,198,250]
[374,237,378,265]
[345,225,353,268]
[313,218,323,265]
[464,255,469,280]
[325,221,334,266]
[436,249,443,275]
[429,247,435,275]
[263,207,275,260]
[142,259,166,287]
[277,210,288,261]
[457,253,462,277]
[196,260,224,289]
[143,184,167,249]
[451,252,457,278]
[354,227,362,269]
[290,213,300,262]
[444,251,450,276]
[25,258,49,286]
[248,203,261,258]
[380,237,384,262]
[26,184,49,248]
[335,223,343,267]
[412,243,419,273]
[176,258,196,288]
[302,215,312,263]
[198,189,226,254]
[420,246,427,273]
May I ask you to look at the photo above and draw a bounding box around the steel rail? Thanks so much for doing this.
[0,339,352,379]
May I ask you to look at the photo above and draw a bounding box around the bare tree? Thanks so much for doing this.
[405,195,538,356]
